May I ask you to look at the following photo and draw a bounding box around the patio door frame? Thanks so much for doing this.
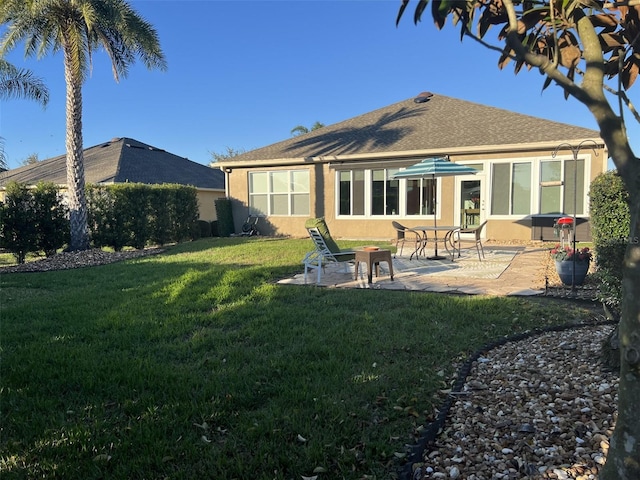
[455,174,486,238]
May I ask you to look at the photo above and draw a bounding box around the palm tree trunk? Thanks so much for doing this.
[63,46,90,251]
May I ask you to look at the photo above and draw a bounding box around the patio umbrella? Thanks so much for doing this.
[392,156,478,259]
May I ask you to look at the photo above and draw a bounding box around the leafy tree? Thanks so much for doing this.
[397,2,639,478]
[0,59,49,170]
[20,153,40,166]
[290,121,325,136]
[1,0,167,251]
[209,146,246,166]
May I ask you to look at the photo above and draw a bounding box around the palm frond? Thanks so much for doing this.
[0,59,49,106]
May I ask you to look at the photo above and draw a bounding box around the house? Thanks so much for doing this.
[0,137,225,221]
[216,92,607,242]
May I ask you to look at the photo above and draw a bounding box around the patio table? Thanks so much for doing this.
[354,248,394,284]
[412,225,459,260]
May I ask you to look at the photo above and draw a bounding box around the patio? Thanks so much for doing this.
[280,242,553,296]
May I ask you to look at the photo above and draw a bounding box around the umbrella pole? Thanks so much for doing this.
[428,174,446,260]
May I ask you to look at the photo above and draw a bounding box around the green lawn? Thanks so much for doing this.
[0,237,599,479]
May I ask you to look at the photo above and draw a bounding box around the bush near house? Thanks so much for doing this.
[32,182,69,256]
[0,181,68,263]
[588,170,630,311]
[87,183,199,250]
[171,186,199,242]
[148,185,174,246]
[196,220,212,238]
[0,182,38,263]
[86,184,129,251]
[0,183,200,259]
[214,197,234,237]
[588,170,630,370]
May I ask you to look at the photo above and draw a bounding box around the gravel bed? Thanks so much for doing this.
[412,324,617,480]
[0,247,164,273]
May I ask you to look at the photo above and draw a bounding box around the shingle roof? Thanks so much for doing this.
[0,137,225,190]
[224,93,601,163]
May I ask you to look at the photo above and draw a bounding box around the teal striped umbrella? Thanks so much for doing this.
[392,157,477,259]
[391,156,478,179]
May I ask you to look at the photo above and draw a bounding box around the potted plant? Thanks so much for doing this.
[550,244,592,286]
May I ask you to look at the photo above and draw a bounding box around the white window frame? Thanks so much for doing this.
[335,168,441,219]
[487,155,592,220]
[248,170,310,216]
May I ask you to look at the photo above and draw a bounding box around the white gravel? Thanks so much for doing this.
[412,324,617,480]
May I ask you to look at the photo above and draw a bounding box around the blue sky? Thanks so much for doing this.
[2,0,636,170]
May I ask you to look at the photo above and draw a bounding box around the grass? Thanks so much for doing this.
[0,237,600,479]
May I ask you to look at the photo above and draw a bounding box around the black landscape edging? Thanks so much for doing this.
[397,318,617,480]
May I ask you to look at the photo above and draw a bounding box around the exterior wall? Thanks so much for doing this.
[224,145,609,242]
[197,190,225,221]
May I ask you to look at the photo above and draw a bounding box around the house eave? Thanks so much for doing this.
[215,137,607,170]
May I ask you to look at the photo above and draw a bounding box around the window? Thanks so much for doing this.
[406,178,435,215]
[337,167,437,217]
[249,170,310,216]
[371,168,399,215]
[338,169,365,216]
[491,157,587,216]
[491,162,532,215]
[540,159,585,214]
[512,163,532,215]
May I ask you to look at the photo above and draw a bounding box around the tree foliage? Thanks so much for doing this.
[0,59,49,170]
[209,146,246,166]
[290,121,325,136]
[20,153,40,166]
[0,58,49,106]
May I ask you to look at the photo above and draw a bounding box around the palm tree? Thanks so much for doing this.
[0,59,49,170]
[0,0,167,251]
[290,121,325,137]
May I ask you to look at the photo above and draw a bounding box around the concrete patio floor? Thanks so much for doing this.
[279,242,553,297]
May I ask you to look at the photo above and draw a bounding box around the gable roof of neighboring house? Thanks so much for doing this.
[0,137,225,190]
[220,93,602,165]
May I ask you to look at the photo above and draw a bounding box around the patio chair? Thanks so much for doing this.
[303,218,355,284]
[391,221,424,258]
[449,220,487,261]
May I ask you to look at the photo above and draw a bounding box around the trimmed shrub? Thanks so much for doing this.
[87,185,129,251]
[112,184,150,250]
[171,186,199,242]
[210,220,219,237]
[215,198,234,237]
[148,186,173,246]
[588,170,629,311]
[87,184,200,249]
[0,182,38,263]
[32,182,69,256]
[197,220,212,238]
